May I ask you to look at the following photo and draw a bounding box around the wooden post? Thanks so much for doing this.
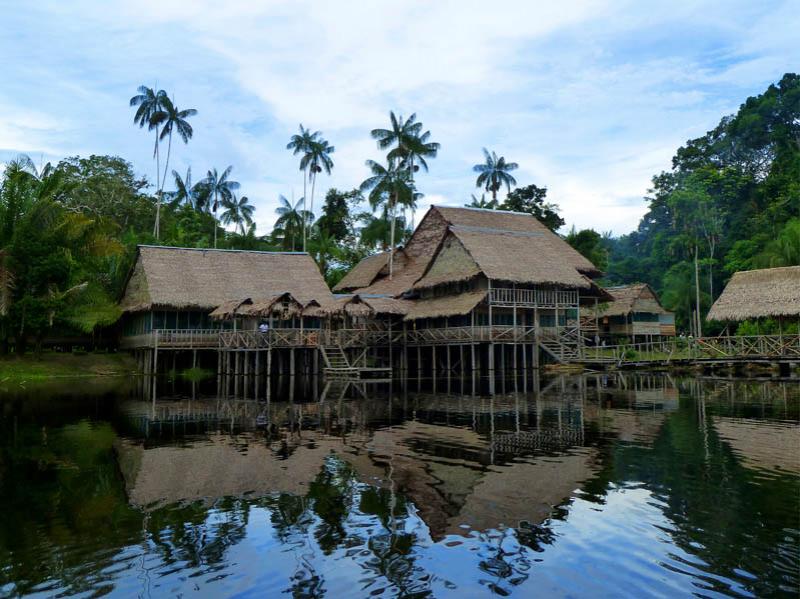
[290,348,296,377]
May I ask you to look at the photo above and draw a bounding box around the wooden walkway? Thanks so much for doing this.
[579,335,800,367]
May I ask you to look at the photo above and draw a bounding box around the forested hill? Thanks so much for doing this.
[603,73,799,332]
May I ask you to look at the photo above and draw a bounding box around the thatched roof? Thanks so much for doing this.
[306,294,414,317]
[435,206,600,277]
[339,206,602,298]
[597,283,670,317]
[414,224,594,291]
[404,290,487,321]
[209,298,252,320]
[238,292,305,319]
[333,251,391,292]
[707,266,800,321]
[119,245,333,313]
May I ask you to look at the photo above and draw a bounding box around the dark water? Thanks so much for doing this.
[0,374,798,598]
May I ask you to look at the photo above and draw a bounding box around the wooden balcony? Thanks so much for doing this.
[405,325,537,346]
[120,329,220,349]
[488,287,579,308]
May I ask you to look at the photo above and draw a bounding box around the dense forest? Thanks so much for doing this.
[0,75,797,352]
[604,73,799,333]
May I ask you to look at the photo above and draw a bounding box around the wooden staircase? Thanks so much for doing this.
[319,345,392,381]
[538,338,581,363]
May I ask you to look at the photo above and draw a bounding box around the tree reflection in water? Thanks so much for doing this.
[0,374,797,597]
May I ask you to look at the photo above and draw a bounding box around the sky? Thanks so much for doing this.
[1,0,798,236]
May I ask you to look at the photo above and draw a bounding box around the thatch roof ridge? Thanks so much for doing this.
[119,245,334,312]
[136,244,310,256]
[707,266,800,321]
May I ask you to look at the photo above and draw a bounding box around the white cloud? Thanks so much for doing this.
[1,0,798,236]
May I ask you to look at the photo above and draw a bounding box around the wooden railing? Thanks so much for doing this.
[581,335,800,364]
[489,287,579,307]
[695,335,800,359]
[405,326,537,345]
[120,329,220,349]
[219,329,323,349]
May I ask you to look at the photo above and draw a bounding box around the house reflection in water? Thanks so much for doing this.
[116,374,691,538]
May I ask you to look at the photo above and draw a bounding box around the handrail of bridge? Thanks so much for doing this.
[581,334,800,364]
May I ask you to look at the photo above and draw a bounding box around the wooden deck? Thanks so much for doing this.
[120,328,800,370]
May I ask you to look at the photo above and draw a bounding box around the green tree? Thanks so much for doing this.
[316,188,361,241]
[220,194,255,234]
[371,112,439,227]
[305,136,335,249]
[129,86,167,234]
[466,192,498,209]
[287,124,321,251]
[149,97,197,238]
[201,166,240,248]
[273,195,309,251]
[565,227,609,271]
[360,159,416,278]
[502,184,564,232]
[473,148,518,204]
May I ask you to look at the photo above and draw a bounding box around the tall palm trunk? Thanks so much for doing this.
[309,169,317,248]
[153,125,161,238]
[155,128,173,241]
[161,129,174,199]
[694,245,702,337]
[389,195,396,279]
[302,168,308,252]
[213,192,219,248]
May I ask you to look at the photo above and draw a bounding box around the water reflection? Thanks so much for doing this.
[0,373,798,597]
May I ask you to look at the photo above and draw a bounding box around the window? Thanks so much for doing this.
[633,312,659,322]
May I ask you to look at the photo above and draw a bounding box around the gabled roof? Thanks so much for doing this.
[707,266,800,321]
[598,283,670,317]
[333,251,391,292]
[338,206,602,297]
[304,294,414,317]
[414,225,594,291]
[404,290,487,321]
[119,246,334,313]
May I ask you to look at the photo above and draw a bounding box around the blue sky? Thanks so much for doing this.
[1,0,798,235]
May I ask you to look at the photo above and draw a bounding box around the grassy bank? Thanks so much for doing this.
[0,352,137,382]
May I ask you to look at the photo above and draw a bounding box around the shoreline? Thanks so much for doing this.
[0,353,137,382]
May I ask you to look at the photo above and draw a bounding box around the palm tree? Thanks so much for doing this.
[149,97,196,239]
[360,159,416,279]
[371,112,438,229]
[221,194,255,234]
[169,168,196,208]
[466,192,498,209]
[202,166,240,248]
[473,148,518,204]
[287,124,321,251]
[129,86,167,233]
[304,137,334,247]
[274,195,309,251]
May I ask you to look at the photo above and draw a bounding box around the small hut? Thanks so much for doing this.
[707,266,800,327]
[594,283,675,341]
